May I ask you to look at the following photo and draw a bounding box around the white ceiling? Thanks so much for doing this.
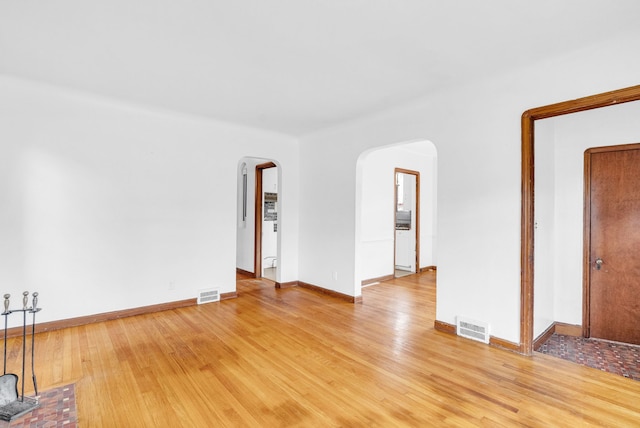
[1,1,639,136]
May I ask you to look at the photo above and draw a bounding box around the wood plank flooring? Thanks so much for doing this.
[5,271,640,426]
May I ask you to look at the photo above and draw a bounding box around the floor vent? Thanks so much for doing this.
[456,316,490,344]
[197,288,220,304]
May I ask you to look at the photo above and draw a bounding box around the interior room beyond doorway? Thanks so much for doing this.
[357,140,437,286]
[236,157,280,283]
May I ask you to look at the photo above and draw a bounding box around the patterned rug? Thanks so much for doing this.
[536,333,640,381]
[0,383,77,427]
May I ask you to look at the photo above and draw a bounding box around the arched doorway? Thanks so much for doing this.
[356,140,438,291]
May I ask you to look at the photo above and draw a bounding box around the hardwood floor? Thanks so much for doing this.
[6,271,640,426]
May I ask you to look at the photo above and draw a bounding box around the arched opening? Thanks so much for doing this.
[356,140,438,294]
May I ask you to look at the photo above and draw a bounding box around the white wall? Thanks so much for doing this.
[299,29,640,343]
[0,76,299,327]
[236,160,252,272]
[359,141,437,281]
[533,119,556,337]
[534,100,640,336]
[236,158,257,274]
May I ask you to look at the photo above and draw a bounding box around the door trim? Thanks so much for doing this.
[582,143,640,339]
[520,84,640,355]
[254,162,276,279]
[394,168,420,276]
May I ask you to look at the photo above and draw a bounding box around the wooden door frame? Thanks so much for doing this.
[254,162,277,279]
[582,143,640,339]
[520,85,640,355]
[394,168,420,275]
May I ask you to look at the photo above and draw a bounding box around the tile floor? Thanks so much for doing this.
[536,333,640,381]
[0,383,77,427]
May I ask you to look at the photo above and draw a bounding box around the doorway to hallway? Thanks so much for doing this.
[236,157,280,284]
[524,85,640,355]
[357,140,437,290]
[394,168,419,278]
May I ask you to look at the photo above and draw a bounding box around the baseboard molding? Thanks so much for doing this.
[6,292,241,338]
[221,291,238,301]
[434,320,520,353]
[434,320,456,335]
[275,281,298,289]
[298,281,362,303]
[236,267,254,276]
[7,298,197,339]
[437,319,583,354]
[533,321,582,350]
[362,267,435,285]
[533,323,556,350]
[555,322,582,337]
[489,336,520,353]
[15,270,430,339]
[361,274,394,286]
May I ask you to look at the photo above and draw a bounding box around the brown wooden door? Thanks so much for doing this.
[585,144,640,344]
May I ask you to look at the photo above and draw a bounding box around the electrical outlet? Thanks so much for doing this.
[332,271,338,281]
[168,281,175,290]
